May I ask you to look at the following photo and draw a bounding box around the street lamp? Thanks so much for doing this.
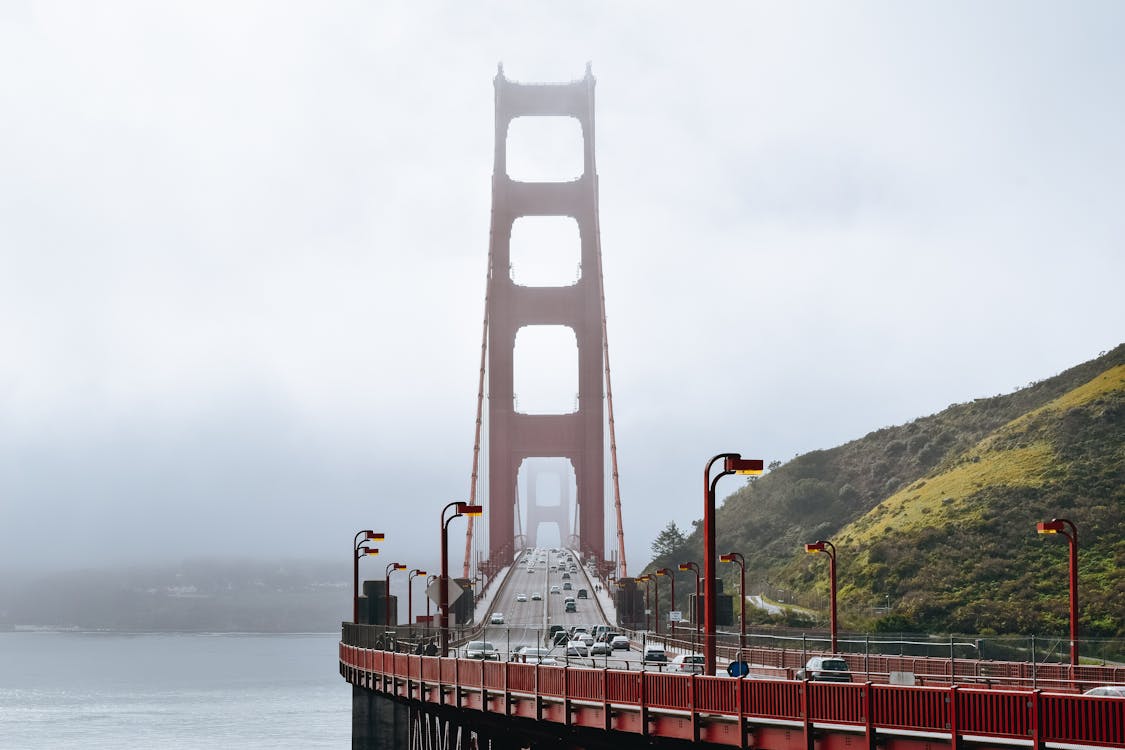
[408,568,427,629]
[637,575,651,631]
[385,563,407,627]
[720,552,746,654]
[679,561,701,654]
[1037,518,1079,665]
[655,568,671,636]
[804,540,838,653]
[440,501,483,655]
[353,530,384,622]
[425,574,438,631]
[704,453,762,674]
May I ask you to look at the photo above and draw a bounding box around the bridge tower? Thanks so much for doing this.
[486,64,606,565]
[523,460,573,549]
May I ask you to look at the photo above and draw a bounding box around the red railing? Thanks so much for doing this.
[340,645,1125,748]
[956,688,1031,739]
[1043,692,1125,748]
[808,681,865,725]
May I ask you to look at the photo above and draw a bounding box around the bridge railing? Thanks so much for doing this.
[339,642,1125,748]
[625,627,1125,692]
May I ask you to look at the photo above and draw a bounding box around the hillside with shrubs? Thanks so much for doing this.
[647,344,1125,638]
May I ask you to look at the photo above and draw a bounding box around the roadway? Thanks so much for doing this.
[471,546,673,671]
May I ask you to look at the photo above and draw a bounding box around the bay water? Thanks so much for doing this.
[0,631,350,749]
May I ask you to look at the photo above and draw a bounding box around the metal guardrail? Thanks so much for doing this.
[340,643,1125,749]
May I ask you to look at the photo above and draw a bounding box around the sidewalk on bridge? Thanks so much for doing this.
[588,570,617,625]
[472,563,511,621]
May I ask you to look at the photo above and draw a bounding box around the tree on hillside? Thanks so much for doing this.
[651,521,689,562]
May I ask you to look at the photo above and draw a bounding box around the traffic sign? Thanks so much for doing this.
[727,661,751,677]
[426,578,464,606]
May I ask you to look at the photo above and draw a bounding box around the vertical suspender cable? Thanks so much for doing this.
[462,250,493,578]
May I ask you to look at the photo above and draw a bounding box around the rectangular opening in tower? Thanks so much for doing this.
[506,116,584,183]
[509,215,582,287]
[519,458,576,550]
[513,325,578,415]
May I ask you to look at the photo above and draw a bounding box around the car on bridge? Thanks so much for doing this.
[464,641,499,660]
[490,613,505,624]
[642,645,667,664]
[518,647,558,665]
[609,634,630,650]
[531,592,542,600]
[590,640,611,656]
[796,656,853,682]
[577,588,588,599]
[566,640,589,657]
[1084,686,1125,697]
[515,593,527,602]
[564,600,576,613]
[550,585,560,595]
[669,654,705,674]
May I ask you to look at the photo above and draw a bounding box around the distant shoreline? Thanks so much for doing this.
[2,626,342,635]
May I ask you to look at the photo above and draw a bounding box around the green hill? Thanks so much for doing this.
[645,344,1125,638]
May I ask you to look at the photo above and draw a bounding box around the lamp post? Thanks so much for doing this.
[636,575,651,631]
[1037,518,1079,665]
[441,501,483,655]
[679,561,701,655]
[385,562,407,627]
[804,540,838,653]
[704,453,763,675]
[425,574,437,631]
[408,568,427,629]
[655,568,671,636]
[353,530,384,623]
[720,552,746,654]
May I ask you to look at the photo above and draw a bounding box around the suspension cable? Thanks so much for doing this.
[593,184,627,578]
[462,247,493,578]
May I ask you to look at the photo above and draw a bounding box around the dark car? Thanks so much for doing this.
[796,656,852,682]
[576,588,588,599]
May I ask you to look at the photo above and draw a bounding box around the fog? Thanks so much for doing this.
[2,2,1123,585]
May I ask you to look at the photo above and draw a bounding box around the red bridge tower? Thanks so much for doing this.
[486,65,606,566]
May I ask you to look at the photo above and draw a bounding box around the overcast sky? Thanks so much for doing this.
[2,2,1122,587]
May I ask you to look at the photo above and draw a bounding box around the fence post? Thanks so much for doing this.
[602,667,611,732]
[1031,634,1038,690]
[1030,689,1043,750]
[948,684,960,750]
[864,681,876,750]
[801,680,814,750]
[639,671,649,737]
[563,665,572,727]
[690,673,700,743]
[738,668,747,749]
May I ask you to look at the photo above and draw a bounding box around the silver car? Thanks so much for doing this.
[565,640,589,657]
[464,641,499,660]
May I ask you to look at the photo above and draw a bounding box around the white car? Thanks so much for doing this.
[669,654,705,674]
[519,647,558,665]
[565,640,589,657]
[515,593,528,602]
[550,585,561,595]
[490,613,505,624]
[642,646,667,663]
[1084,686,1125,697]
[464,641,499,660]
[531,592,542,601]
[589,641,611,655]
